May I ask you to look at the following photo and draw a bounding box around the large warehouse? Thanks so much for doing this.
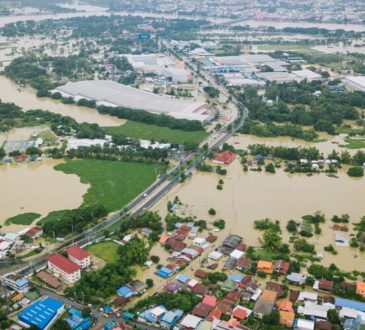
[18,296,65,330]
[52,80,213,123]
[343,76,365,92]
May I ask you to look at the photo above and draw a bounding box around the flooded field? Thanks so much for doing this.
[0,126,49,145]
[153,159,365,271]
[0,76,123,126]
[229,133,357,156]
[0,159,89,232]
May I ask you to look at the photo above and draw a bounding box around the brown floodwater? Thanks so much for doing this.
[0,159,89,232]
[0,76,124,126]
[153,159,365,271]
[0,126,49,144]
[229,133,358,156]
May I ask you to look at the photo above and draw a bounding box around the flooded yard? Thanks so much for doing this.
[0,159,89,232]
[153,159,365,271]
[228,133,357,156]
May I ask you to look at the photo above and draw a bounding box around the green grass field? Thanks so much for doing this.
[54,159,166,212]
[5,212,41,225]
[340,138,365,149]
[85,241,120,264]
[256,44,320,55]
[104,121,208,147]
[37,210,70,225]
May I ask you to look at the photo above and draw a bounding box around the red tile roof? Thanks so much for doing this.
[48,253,80,274]
[66,245,90,261]
[213,150,236,165]
[26,226,43,238]
[232,306,247,320]
[318,279,334,292]
[195,269,207,279]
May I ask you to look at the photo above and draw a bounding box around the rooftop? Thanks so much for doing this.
[66,245,91,261]
[53,80,212,123]
[47,253,81,274]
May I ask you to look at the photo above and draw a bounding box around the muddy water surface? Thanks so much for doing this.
[0,159,89,232]
[153,159,365,271]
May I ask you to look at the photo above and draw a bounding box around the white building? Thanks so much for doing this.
[47,253,81,283]
[0,241,11,259]
[343,76,365,92]
[2,274,29,294]
[66,245,91,269]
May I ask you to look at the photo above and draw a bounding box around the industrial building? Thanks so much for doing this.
[343,76,365,92]
[18,296,65,330]
[52,80,213,123]
[122,54,193,83]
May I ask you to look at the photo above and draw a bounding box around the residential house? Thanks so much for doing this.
[253,289,277,317]
[298,292,318,303]
[356,282,365,298]
[315,320,332,330]
[287,272,307,285]
[192,303,214,318]
[25,227,43,240]
[212,150,236,165]
[295,318,315,330]
[257,260,274,274]
[316,279,334,293]
[195,269,207,279]
[280,311,295,328]
[236,257,251,273]
[2,274,29,294]
[266,281,285,298]
[274,260,289,275]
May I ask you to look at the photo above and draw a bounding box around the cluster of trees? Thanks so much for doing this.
[118,211,163,242]
[130,290,201,314]
[241,120,318,141]
[203,86,220,98]
[66,211,163,304]
[0,102,105,140]
[42,205,108,237]
[66,145,169,165]
[247,144,321,161]
[237,81,365,135]
[5,55,93,91]
[97,105,204,131]
[165,213,206,232]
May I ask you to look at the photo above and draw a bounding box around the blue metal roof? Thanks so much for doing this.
[176,274,189,283]
[335,298,365,312]
[230,274,244,282]
[18,296,64,330]
[160,309,184,329]
[155,267,173,278]
[117,285,135,298]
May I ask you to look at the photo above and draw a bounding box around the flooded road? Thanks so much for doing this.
[229,133,358,156]
[0,159,89,232]
[153,159,365,271]
[0,76,123,126]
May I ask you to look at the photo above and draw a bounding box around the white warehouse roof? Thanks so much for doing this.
[53,80,212,123]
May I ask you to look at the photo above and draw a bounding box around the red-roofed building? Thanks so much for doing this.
[202,295,218,307]
[66,245,91,269]
[274,260,290,275]
[47,253,81,283]
[213,150,236,165]
[208,309,222,321]
[14,154,28,162]
[25,227,43,239]
[232,306,248,320]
